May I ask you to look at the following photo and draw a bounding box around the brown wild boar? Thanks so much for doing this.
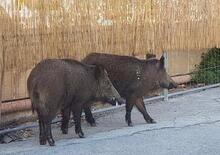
[27,59,124,146]
[82,53,177,126]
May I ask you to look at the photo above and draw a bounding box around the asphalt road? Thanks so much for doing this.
[1,87,220,155]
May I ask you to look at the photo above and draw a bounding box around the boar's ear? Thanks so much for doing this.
[94,65,105,79]
[146,53,156,60]
[160,55,165,68]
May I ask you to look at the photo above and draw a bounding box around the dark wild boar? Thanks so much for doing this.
[83,53,177,126]
[27,59,123,146]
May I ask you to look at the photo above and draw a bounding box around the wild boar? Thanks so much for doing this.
[82,53,177,126]
[27,59,123,146]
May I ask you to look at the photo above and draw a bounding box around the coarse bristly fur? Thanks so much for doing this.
[27,58,123,146]
[82,52,177,126]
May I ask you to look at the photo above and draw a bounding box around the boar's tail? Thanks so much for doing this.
[30,91,40,113]
[31,102,35,113]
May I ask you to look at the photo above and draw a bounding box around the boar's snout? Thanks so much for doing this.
[168,77,178,89]
[168,81,178,89]
[106,86,125,105]
[160,75,178,90]
[107,97,125,105]
[160,81,177,90]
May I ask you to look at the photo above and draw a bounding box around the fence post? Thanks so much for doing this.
[0,34,5,124]
[163,51,168,101]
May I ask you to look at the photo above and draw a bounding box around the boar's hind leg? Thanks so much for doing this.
[37,111,55,146]
[125,97,134,127]
[72,104,84,138]
[61,107,71,134]
[36,111,46,145]
[44,120,55,146]
[135,98,156,124]
[84,106,96,126]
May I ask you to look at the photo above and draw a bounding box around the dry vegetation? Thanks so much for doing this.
[0,0,220,100]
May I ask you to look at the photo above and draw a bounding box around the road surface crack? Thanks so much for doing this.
[131,119,220,136]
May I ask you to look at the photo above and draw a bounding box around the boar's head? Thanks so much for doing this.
[145,55,177,90]
[94,65,125,105]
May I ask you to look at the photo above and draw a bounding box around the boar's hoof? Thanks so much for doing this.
[48,142,55,146]
[147,119,156,124]
[48,138,55,146]
[127,122,133,127]
[90,122,97,127]
[61,128,68,134]
[39,139,47,145]
[78,132,85,138]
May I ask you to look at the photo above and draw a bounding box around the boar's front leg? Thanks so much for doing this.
[72,103,84,138]
[135,97,156,124]
[125,97,134,127]
[84,106,96,126]
[61,107,71,134]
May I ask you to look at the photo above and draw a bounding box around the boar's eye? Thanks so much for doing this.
[104,79,112,88]
[105,79,110,85]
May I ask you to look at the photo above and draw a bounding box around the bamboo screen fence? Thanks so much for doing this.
[0,0,220,103]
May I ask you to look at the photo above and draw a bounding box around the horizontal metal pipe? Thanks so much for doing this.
[1,100,31,114]
[2,97,29,103]
[0,83,219,135]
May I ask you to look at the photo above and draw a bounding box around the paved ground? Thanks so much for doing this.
[1,87,220,155]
